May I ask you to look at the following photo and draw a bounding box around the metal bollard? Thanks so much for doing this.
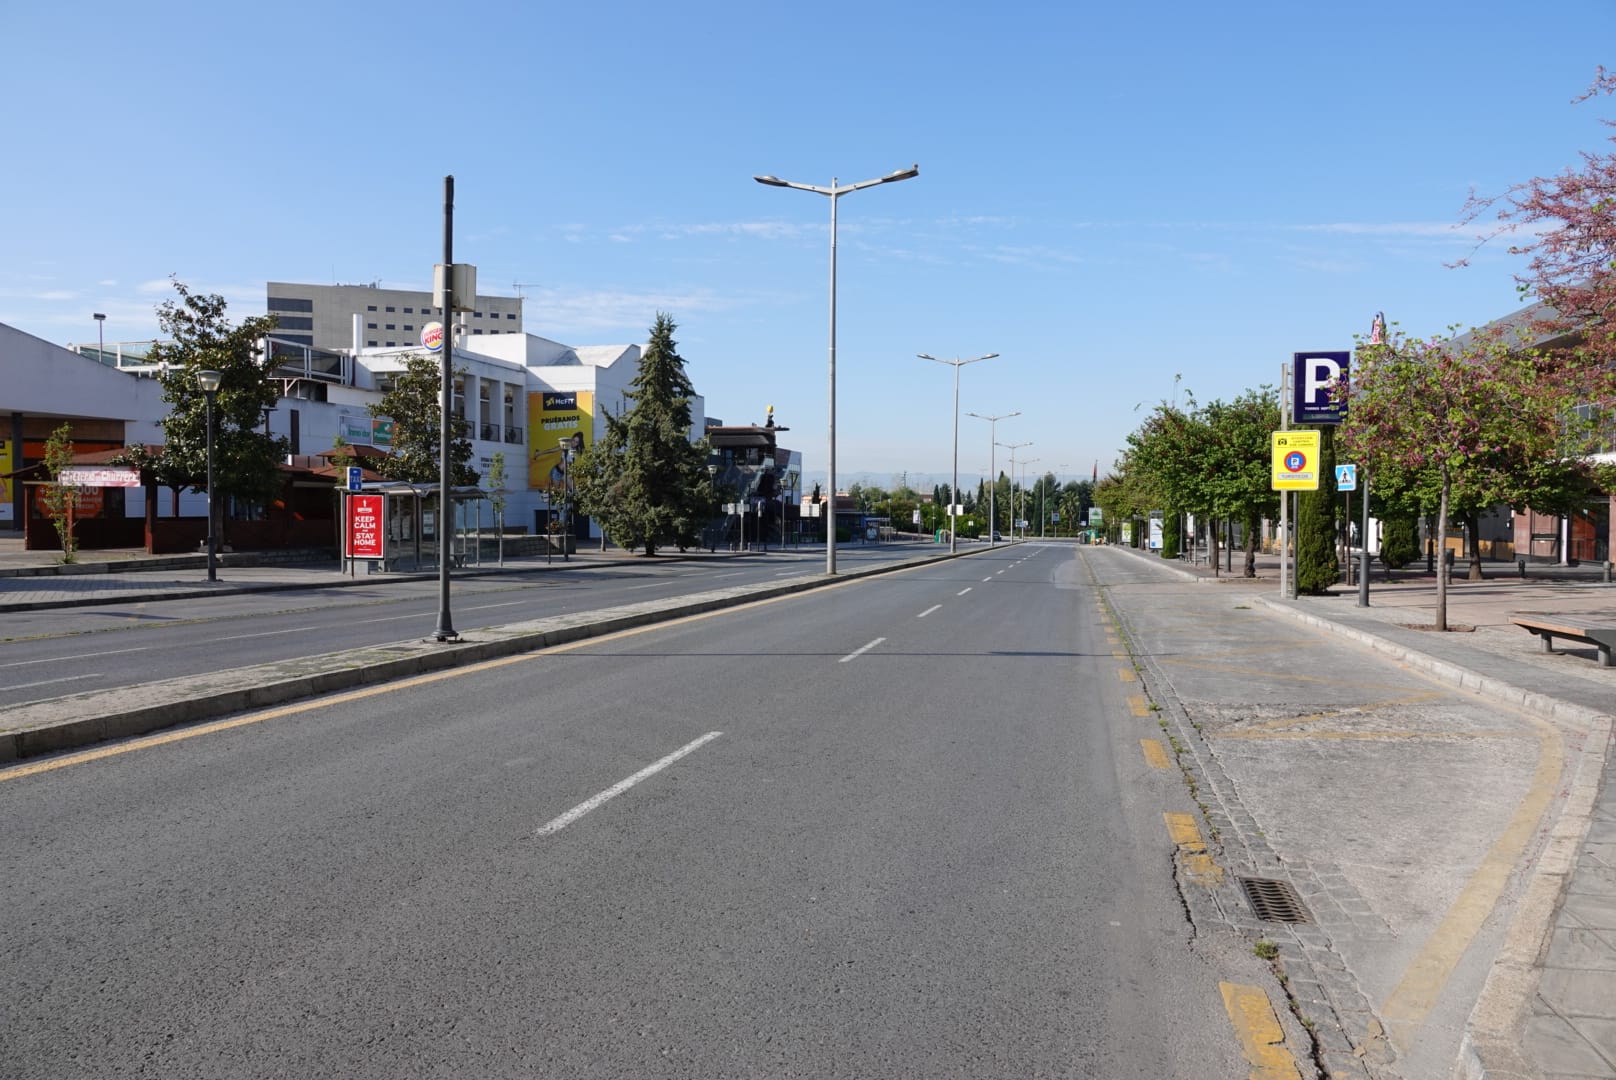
[1605,561,1613,584]
[1519,557,1527,579]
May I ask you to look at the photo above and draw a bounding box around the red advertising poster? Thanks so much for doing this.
[347,494,385,558]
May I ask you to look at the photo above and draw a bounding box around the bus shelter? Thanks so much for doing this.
[340,481,486,575]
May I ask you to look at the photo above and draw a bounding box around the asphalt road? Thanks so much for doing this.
[0,548,917,710]
[0,543,1272,1078]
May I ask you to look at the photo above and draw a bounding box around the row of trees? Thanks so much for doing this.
[1098,68,1616,630]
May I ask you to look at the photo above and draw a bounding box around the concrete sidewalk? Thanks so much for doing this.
[1117,544,1616,1078]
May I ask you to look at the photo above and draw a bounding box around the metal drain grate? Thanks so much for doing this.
[1239,877,1311,923]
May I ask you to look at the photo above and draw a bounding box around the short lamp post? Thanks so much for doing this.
[197,369,223,581]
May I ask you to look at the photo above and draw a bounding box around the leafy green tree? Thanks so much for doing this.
[368,352,478,486]
[571,313,710,556]
[137,281,289,541]
[1199,389,1281,576]
[40,423,80,563]
[1160,510,1181,559]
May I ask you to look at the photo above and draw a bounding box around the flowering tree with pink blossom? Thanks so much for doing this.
[1458,68,1616,363]
[1340,326,1615,630]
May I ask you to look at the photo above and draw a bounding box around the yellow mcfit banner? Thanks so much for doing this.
[527,390,593,491]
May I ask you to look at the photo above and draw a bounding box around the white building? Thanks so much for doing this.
[2,318,705,544]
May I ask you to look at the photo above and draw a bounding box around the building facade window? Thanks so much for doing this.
[267,296,314,313]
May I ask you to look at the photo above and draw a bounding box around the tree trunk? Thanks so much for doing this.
[1209,516,1220,577]
[1243,512,1258,577]
[1466,512,1485,580]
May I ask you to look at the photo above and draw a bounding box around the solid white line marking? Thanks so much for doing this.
[712,572,748,579]
[465,600,528,609]
[4,673,102,691]
[215,625,321,641]
[2,647,149,669]
[535,731,723,837]
[840,637,885,663]
[957,587,972,596]
[917,604,942,618]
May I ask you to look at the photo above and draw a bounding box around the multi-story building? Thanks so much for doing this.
[265,281,523,351]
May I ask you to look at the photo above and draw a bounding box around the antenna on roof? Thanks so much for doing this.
[513,282,538,299]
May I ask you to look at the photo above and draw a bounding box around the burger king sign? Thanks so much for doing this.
[421,322,445,353]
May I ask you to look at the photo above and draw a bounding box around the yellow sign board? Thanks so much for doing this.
[1271,430,1320,491]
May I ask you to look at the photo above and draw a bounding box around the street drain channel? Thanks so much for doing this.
[1239,877,1311,923]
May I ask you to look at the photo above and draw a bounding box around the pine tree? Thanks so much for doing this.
[571,313,710,556]
[1295,426,1339,593]
[1379,512,1419,571]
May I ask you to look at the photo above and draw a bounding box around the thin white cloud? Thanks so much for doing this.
[1290,222,1467,238]
[532,286,743,334]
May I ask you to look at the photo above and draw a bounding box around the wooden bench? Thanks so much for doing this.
[1509,612,1616,668]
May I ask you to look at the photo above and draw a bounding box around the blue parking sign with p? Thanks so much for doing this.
[1293,351,1349,424]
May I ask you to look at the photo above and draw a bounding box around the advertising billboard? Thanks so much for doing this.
[527,390,594,491]
[346,494,385,558]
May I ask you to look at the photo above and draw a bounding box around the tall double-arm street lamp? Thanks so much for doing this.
[753,164,919,575]
[919,352,999,554]
[998,441,1032,541]
[968,411,1019,547]
[1019,457,1040,541]
[197,369,222,581]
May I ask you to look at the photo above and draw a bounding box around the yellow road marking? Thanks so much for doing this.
[1219,982,1303,1079]
[1111,649,1128,660]
[1163,812,1202,846]
[1379,710,1563,1046]
[1214,729,1526,742]
[1127,694,1152,717]
[1117,667,1136,682]
[1164,812,1223,885]
[1140,739,1170,769]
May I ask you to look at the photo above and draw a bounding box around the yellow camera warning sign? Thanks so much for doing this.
[1270,430,1320,491]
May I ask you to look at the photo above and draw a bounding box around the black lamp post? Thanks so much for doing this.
[557,437,572,561]
[708,464,718,552]
[197,369,222,581]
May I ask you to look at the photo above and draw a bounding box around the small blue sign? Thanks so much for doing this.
[347,466,363,492]
[1335,463,1358,491]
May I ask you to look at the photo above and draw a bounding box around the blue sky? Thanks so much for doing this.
[4,2,1613,491]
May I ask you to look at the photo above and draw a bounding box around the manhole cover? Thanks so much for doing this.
[1239,877,1311,923]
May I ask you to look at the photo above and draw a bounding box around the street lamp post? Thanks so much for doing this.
[919,352,999,554]
[1019,457,1040,541]
[998,441,1032,541]
[93,312,106,363]
[197,369,222,581]
[557,437,573,561]
[708,464,718,552]
[968,412,1019,546]
[754,164,919,575]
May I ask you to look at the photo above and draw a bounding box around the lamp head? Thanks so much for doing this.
[753,175,789,187]
[197,369,223,394]
[883,164,920,183]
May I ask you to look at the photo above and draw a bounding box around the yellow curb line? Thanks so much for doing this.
[1219,982,1303,1079]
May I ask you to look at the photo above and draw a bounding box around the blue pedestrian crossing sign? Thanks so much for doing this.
[347,466,363,492]
[1335,463,1358,491]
